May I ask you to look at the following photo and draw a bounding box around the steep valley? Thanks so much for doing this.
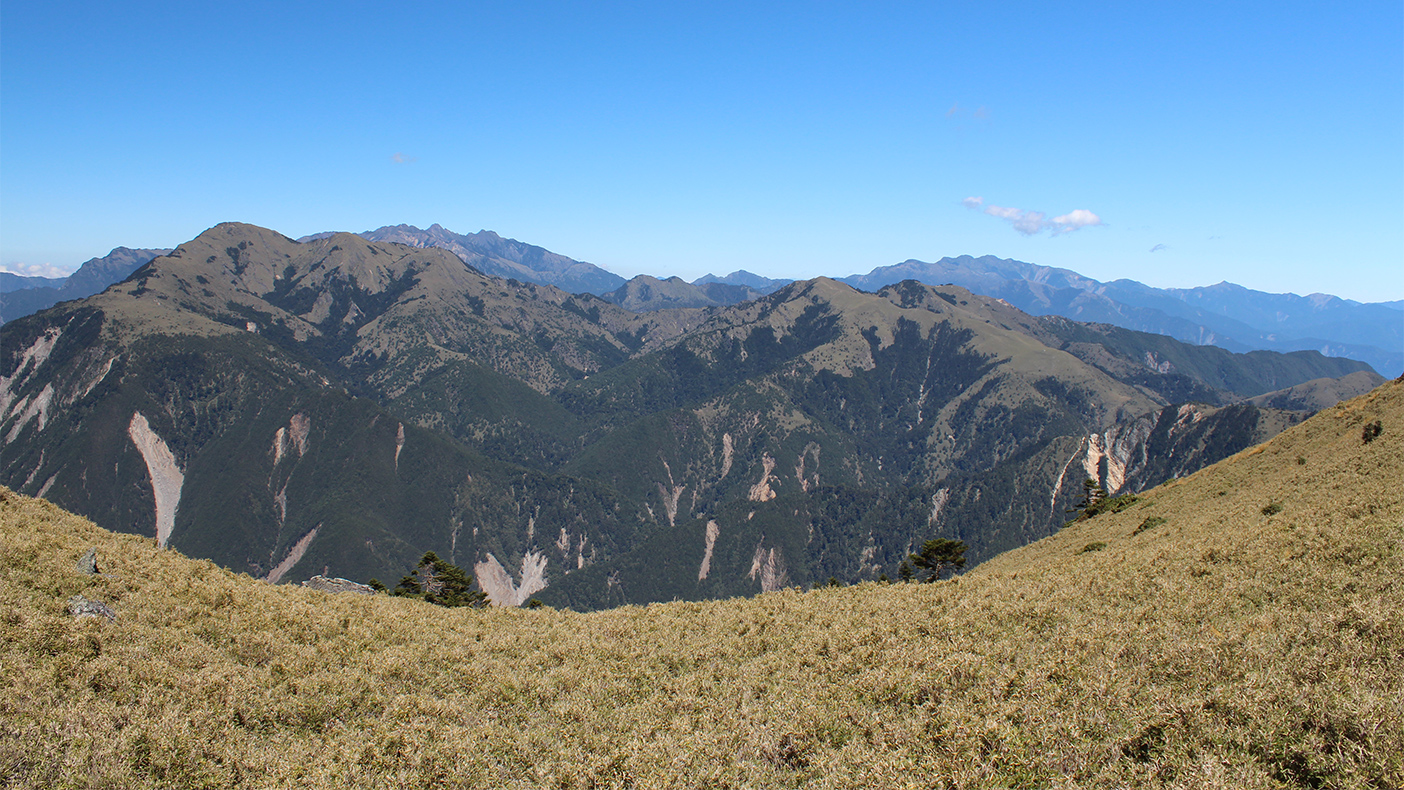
[0,222,1383,608]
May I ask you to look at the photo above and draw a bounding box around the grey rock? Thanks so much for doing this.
[76,547,98,575]
[301,575,375,595]
[67,594,116,621]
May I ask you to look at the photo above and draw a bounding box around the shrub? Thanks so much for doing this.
[1262,502,1283,517]
[1362,421,1383,444]
[1132,516,1167,536]
[1078,542,1108,555]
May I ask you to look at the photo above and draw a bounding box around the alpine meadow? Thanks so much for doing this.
[2,377,1399,788]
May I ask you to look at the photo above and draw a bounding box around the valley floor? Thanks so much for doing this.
[2,382,1401,789]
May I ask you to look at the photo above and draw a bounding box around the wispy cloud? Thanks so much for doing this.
[946,104,991,121]
[391,152,418,164]
[961,197,1105,236]
[0,262,73,278]
[1150,243,1168,253]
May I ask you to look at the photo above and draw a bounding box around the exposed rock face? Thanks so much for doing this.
[264,526,320,585]
[300,575,375,595]
[748,542,788,592]
[127,412,183,548]
[66,594,115,621]
[748,454,779,502]
[474,551,548,607]
[75,547,98,574]
[699,520,720,581]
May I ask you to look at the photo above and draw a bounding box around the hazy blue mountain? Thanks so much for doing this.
[0,247,170,324]
[693,270,794,294]
[841,255,1402,376]
[1,272,69,292]
[601,275,762,311]
[301,223,627,295]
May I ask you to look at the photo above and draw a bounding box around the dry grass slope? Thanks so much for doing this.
[2,382,1401,789]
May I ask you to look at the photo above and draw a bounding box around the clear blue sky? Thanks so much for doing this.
[3,1,1401,301]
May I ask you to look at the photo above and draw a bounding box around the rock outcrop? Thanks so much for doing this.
[66,594,115,621]
[300,575,375,595]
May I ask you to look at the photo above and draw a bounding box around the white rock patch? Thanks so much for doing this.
[0,328,61,416]
[264,526,320,584]
[747,454,778,502]
[656,459,686,527]
[4,384,54,443]
[289,413,311,456]
[76,357,116,402]
[747,542,787,592]
[474,551,549,607]
[127,412,184,549]
[929,488,951,525]
[698,520,720,581]
[394,422,406,470]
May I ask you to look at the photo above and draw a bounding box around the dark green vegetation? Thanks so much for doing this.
[906,537,968,581]
[381,551,488,607]
[0,223,1384,609]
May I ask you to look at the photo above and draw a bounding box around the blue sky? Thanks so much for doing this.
[2,1,1400,301]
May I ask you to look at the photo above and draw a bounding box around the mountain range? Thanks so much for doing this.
[6,224,1396,378]
[0,222,1383,610]
[841,255,1403,377]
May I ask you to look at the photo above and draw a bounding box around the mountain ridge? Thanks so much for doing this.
[1,222,1380,610]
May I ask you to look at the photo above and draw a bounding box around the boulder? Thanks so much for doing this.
[67,594,115,622]
[76,547,98,575]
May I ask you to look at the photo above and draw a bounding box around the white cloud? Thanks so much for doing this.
[0,262,73,278]
[962,197,1105,236]
[1050,209,1104,233]
[391,152,418,164]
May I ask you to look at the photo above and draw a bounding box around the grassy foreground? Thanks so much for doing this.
[3,383,1401,789]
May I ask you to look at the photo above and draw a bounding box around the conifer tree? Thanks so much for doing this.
[908,538,968,582]
[389,552,488,607]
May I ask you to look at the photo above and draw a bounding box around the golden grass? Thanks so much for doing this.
[3,382,1401,789]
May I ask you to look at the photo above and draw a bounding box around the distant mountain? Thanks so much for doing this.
[601,275,762,311]
[0,247,171,324]
[1,272,69,292]
[842,255,1402,377]
[301,223,627,295]
[693,270,794,294]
